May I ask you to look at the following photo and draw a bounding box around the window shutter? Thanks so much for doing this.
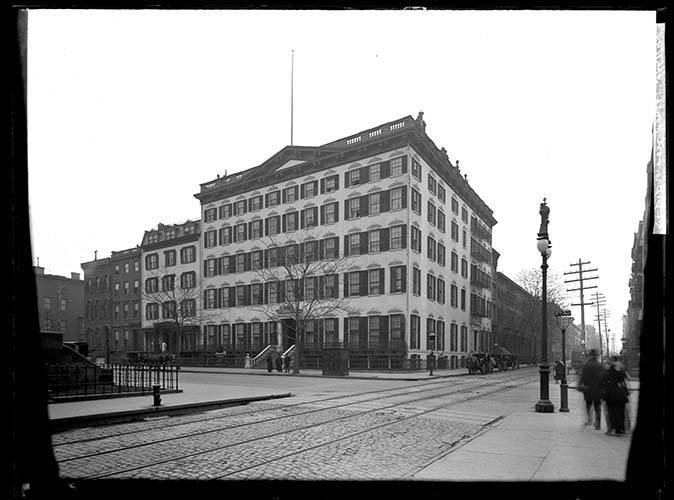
[243,224,248,241]
[359,271,368,296]
[344,235,350,256]
[360,166,369,184]
[381,228,390,251]
[379,268,385,291]
[344,199,350,220]
[402,225,408,248]
[245,285,251,306]
[320,178,326,194]
[402,188,408,208]
[343,273,350,297]
[282,189,287,204]
[300,210,306,229]
[381,315,389,347]
[381,191,390,212]
[265,193,270,208]
[360,317,369,344]
[333,202,339,222]
[401,156,408,173]
[334,175,340,191]
[218,229,222,246]
[248,198,254,212]
[217,288,223,308]
[319,239,325,259]
[320,205,325,225]
[381,161,390,178]
[402,266,407,292]
[389,267,394,293]
[244,253,251,272]
[344,172,350,188]
[318,275,325,299]
[228,288,235,308]
[300,184,306,199]
[359,194,369,217]
[360,231,368,255]
[333,237,340,258]
[203,260,208,275]
[203,289,208,308]
[282,214,287,232]
[293,186,299,201]
[228,256,236,273]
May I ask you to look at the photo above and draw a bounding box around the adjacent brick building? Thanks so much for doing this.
[34,265,85,342]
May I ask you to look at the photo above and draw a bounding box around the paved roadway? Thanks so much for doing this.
[53,368,534,480]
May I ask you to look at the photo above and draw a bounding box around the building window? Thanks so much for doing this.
[205,230,217,248]
[301,207,317,229]
[348,271,361,296]
[123,303,129,319]
[133,302,140,318]
[284,212,298,232]
[236,254,246,273]
[428,175,437,195]
[370,164,381,182]
[451,197,459,214]
[462,206,469,223]
[369,193,380,215]
[451,251,458,273]
[301,181,317,199]
[450,284,458,307]
[324,238,337,259]
[248,219,262,239]
[461,288,466,310]
[59,298,67,311]
[349,169,360,186]
[250,195,263,211]
[134,261,140,272]
[411,188,422,214]
[124,281,129,295]
[181,271,196,289]
[283,186,298,203]
[427,319,436,350]
[114,282,120,295]
[349,198,361,219]
[251,284,264,305]
[146,303,159,320]
[390,265,406,293]
[369,269,382,295]
[114,264,120,274]
[410,314,420,350]
[461,325,468,352]
[427,236,436,261]
[113,304,120,320]
[450,323,458,351]
[390,187,404,210]
[462,229,467,248]
[390,225,404,250]
[234,200,247,216]
[437,243,446,266]
[437,278,446,304]
[267,216,280,236]
[413,267,421,295]
[324,175,338,193]
[412,158,422,181]
[323,202,337,224]
[461,258,468,278]
[219,227,232,246]
[323,274,338,298]
[411,225,421,253]
[219,204,232,219]
[145,277,158,293]
[251,251,263,270]
[304,277,317,301]
[266,191,280,208]
[235,224,247,242]
[205,289,217,309]
[349,233,361,256]
[369,230,380,253]
[390,157,404,176]
[427,274,436,301]
[427,201,437,226]
[391,314,405,343]
[451,221,459,242]
[205,258,217,277]
[437,184,446,203]
[437,210,446,233]
[181,246,196,263]
[165,250,177,268]
[162,275,175,292]
[124,263,130,273]
[145,253,159,270]
[204,207,218,223]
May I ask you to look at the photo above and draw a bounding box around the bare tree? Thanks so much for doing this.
[252,229,353,373]
[140,270,212,352]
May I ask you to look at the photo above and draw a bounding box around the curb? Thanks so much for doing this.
[50,392,292,432]
[178,368,475,381]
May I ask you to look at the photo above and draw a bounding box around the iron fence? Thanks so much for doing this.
[46,363,179,398]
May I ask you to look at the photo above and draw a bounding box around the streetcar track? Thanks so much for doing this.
[52,376,461,446]
[61,372,534,480]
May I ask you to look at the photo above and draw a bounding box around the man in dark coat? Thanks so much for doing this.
[283,355,291,373]
[276,355,283,373]
[579,349,605,429]
[602,356,629,435]
[266,355,273,373]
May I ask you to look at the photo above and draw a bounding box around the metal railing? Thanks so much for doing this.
[46,363,179,398]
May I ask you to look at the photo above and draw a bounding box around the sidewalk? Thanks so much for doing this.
[413,376,639,481]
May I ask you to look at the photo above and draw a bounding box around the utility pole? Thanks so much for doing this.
[564,259,598,353]
[591,291,606,362]
[602,308,611,358]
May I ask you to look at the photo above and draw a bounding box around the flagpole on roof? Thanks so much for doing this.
[290,49,294,146]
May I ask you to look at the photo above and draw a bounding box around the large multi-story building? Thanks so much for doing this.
[492,271,537,362]
[139,220,202,353]
[193,113,497,369]
[34,265,85,342]
[110,247,143,353]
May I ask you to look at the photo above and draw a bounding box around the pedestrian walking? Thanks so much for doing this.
[283,355,291,373]
[428,351,435,376]
[579,349,605,430]
[276,355,283,373]
[554,360,565,384]
[266,355,273,373]
[602,356,629,435]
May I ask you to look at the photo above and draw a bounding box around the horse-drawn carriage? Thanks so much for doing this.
[493,346,519,371]
[466,353,496,375]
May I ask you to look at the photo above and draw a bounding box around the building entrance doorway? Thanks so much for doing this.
[281,318,296,350]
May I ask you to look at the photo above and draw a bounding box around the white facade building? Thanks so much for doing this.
[194,114,496,369]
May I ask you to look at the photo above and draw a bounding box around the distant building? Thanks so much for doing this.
[81,255,112,360]
[34,266,85,342]
[492,271,537,361]
[139,220,202,353]
[110,247,143,352]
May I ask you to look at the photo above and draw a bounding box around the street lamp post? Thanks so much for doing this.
[554,309,573,412]
[535,198,554,413]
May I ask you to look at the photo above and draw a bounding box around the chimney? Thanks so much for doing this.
[71,272,81,281]
[34,266,44,276]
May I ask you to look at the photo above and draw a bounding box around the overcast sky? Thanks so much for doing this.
[26,9,656,349]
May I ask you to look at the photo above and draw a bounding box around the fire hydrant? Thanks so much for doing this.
[152,384,161,406]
